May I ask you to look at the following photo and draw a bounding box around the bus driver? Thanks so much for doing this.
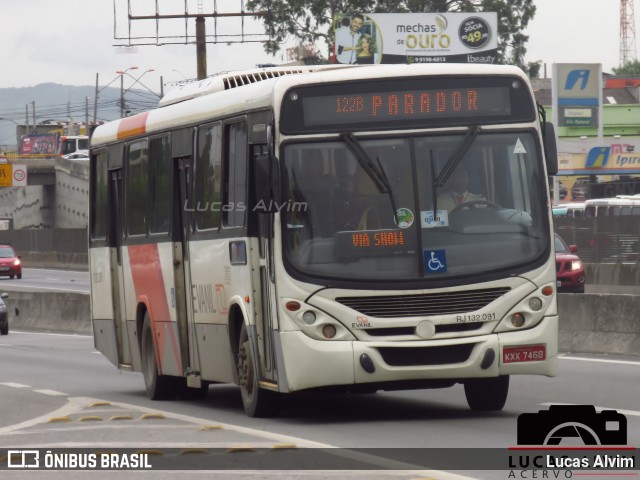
[437,166,486,212]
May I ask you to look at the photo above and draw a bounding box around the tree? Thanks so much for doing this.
[612,60,640,76]
[247,0,539,75]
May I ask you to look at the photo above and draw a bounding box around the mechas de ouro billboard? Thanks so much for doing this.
[333,12,498,65]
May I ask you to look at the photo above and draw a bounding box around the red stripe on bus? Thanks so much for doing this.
[117,112,149,140]
[128,244,181,375]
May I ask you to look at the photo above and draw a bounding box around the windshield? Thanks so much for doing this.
[554,234,569,254]
[0,247,16,258]
[282,131,550,285]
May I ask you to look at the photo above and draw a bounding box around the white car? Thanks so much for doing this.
[62,152,89,160]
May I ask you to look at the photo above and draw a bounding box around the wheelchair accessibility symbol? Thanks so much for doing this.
[424,249,447,273]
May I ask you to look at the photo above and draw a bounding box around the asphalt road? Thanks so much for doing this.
[0,331,638,479]
[0,268,89,293]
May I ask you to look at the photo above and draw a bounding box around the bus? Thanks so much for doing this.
[59,135,89,157]
[89,64,559,417]
[584,195,640,217]
[552,202,586,218]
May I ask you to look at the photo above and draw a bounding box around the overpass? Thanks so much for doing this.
[0,155,88,229]
[2,155,57,186]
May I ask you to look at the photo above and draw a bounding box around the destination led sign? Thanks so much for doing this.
[280,76,534,133]
[305,87,509,125]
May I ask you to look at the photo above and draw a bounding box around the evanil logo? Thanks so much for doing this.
[585,147,610,168]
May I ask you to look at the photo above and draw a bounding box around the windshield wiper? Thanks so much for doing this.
[341,132,398,226]
[433,125,481,188]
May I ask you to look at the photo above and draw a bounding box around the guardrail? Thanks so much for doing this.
[3,289,639,357]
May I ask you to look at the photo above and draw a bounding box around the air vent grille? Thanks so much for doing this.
[336,287,510,318]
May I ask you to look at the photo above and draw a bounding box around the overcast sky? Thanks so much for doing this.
[0,0,630,91]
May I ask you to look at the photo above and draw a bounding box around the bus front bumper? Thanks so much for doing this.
[278,315,557,392]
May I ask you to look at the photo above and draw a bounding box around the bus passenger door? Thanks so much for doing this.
[252,144,278,383]
[175,156,201,379]
[107,168,131,366]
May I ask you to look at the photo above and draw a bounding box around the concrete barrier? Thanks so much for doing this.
[2,289,639,357]
[3,289,91,334]
[558,293,640,356]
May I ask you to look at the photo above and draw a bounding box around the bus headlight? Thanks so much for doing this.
[302,311,316,325]
[511,313,526,328]
[528,297,543,311]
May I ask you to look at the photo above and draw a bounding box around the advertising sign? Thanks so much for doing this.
[558,141,640,175]
[333,12,498,65]
[552,63,602,129]
[20,134,59,155]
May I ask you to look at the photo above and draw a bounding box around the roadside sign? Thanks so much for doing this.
[12,164,27,186]
[0,157,7,164]
[0,164,11,187]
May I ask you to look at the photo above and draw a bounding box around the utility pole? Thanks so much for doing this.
[32,101,36,132]
[196,16,207,79]
[93,73,99,125]
[85,97,89,136]
[120,74,125,118]
[25,104,30,134]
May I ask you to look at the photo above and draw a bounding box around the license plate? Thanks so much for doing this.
[503,345,546,363]
[556,280,562,287]
[0,267,9,272]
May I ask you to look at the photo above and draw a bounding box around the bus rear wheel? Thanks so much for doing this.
[464,375,509,411]
[141,314,178,400]
[237,323,281,417]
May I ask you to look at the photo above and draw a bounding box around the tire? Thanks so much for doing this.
[9,275,14,279]
[17,274,21,279]
[237,323,281,417]
[140,314,178,400]
[464,375,509,411]
[0,324,7,335]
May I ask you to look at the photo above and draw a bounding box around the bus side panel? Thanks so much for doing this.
[188,238,243,383]
[90,246,119,367]
[123,243,183,377]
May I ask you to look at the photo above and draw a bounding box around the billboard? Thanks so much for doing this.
[333,12,498,65]
[20,134,59,155]
[552,63,603,129]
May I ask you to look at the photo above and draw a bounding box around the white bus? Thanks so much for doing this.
[585,195,640,217]
[59,135,89,158]
[89,64,559,417]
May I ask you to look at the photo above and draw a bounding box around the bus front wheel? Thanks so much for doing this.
[237,323,281,417]
[464,375,509,411]
[141,314,178,400]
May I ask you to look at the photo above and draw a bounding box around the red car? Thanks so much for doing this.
[555,234,585,293]
[0,245,22,279]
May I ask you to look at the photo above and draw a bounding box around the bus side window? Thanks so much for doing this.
[195,124,222,231]
[223,121,248,228]
[90,150,109,239]
[126,140,149,236]
[149,135,172,234]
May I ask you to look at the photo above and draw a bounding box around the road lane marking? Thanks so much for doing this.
[0,397,88,434]
[559,355,640,366]
[0,382,31,388]
[0,284,89,293]
[33,389,68,396]
[541,402,640,417]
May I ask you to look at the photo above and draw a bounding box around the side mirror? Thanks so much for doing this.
[569,245,578,254]
[543,122,558,176]
[1,293,8,299]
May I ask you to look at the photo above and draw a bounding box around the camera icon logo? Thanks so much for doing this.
[517,405,627,446]
[7,450,40,469]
